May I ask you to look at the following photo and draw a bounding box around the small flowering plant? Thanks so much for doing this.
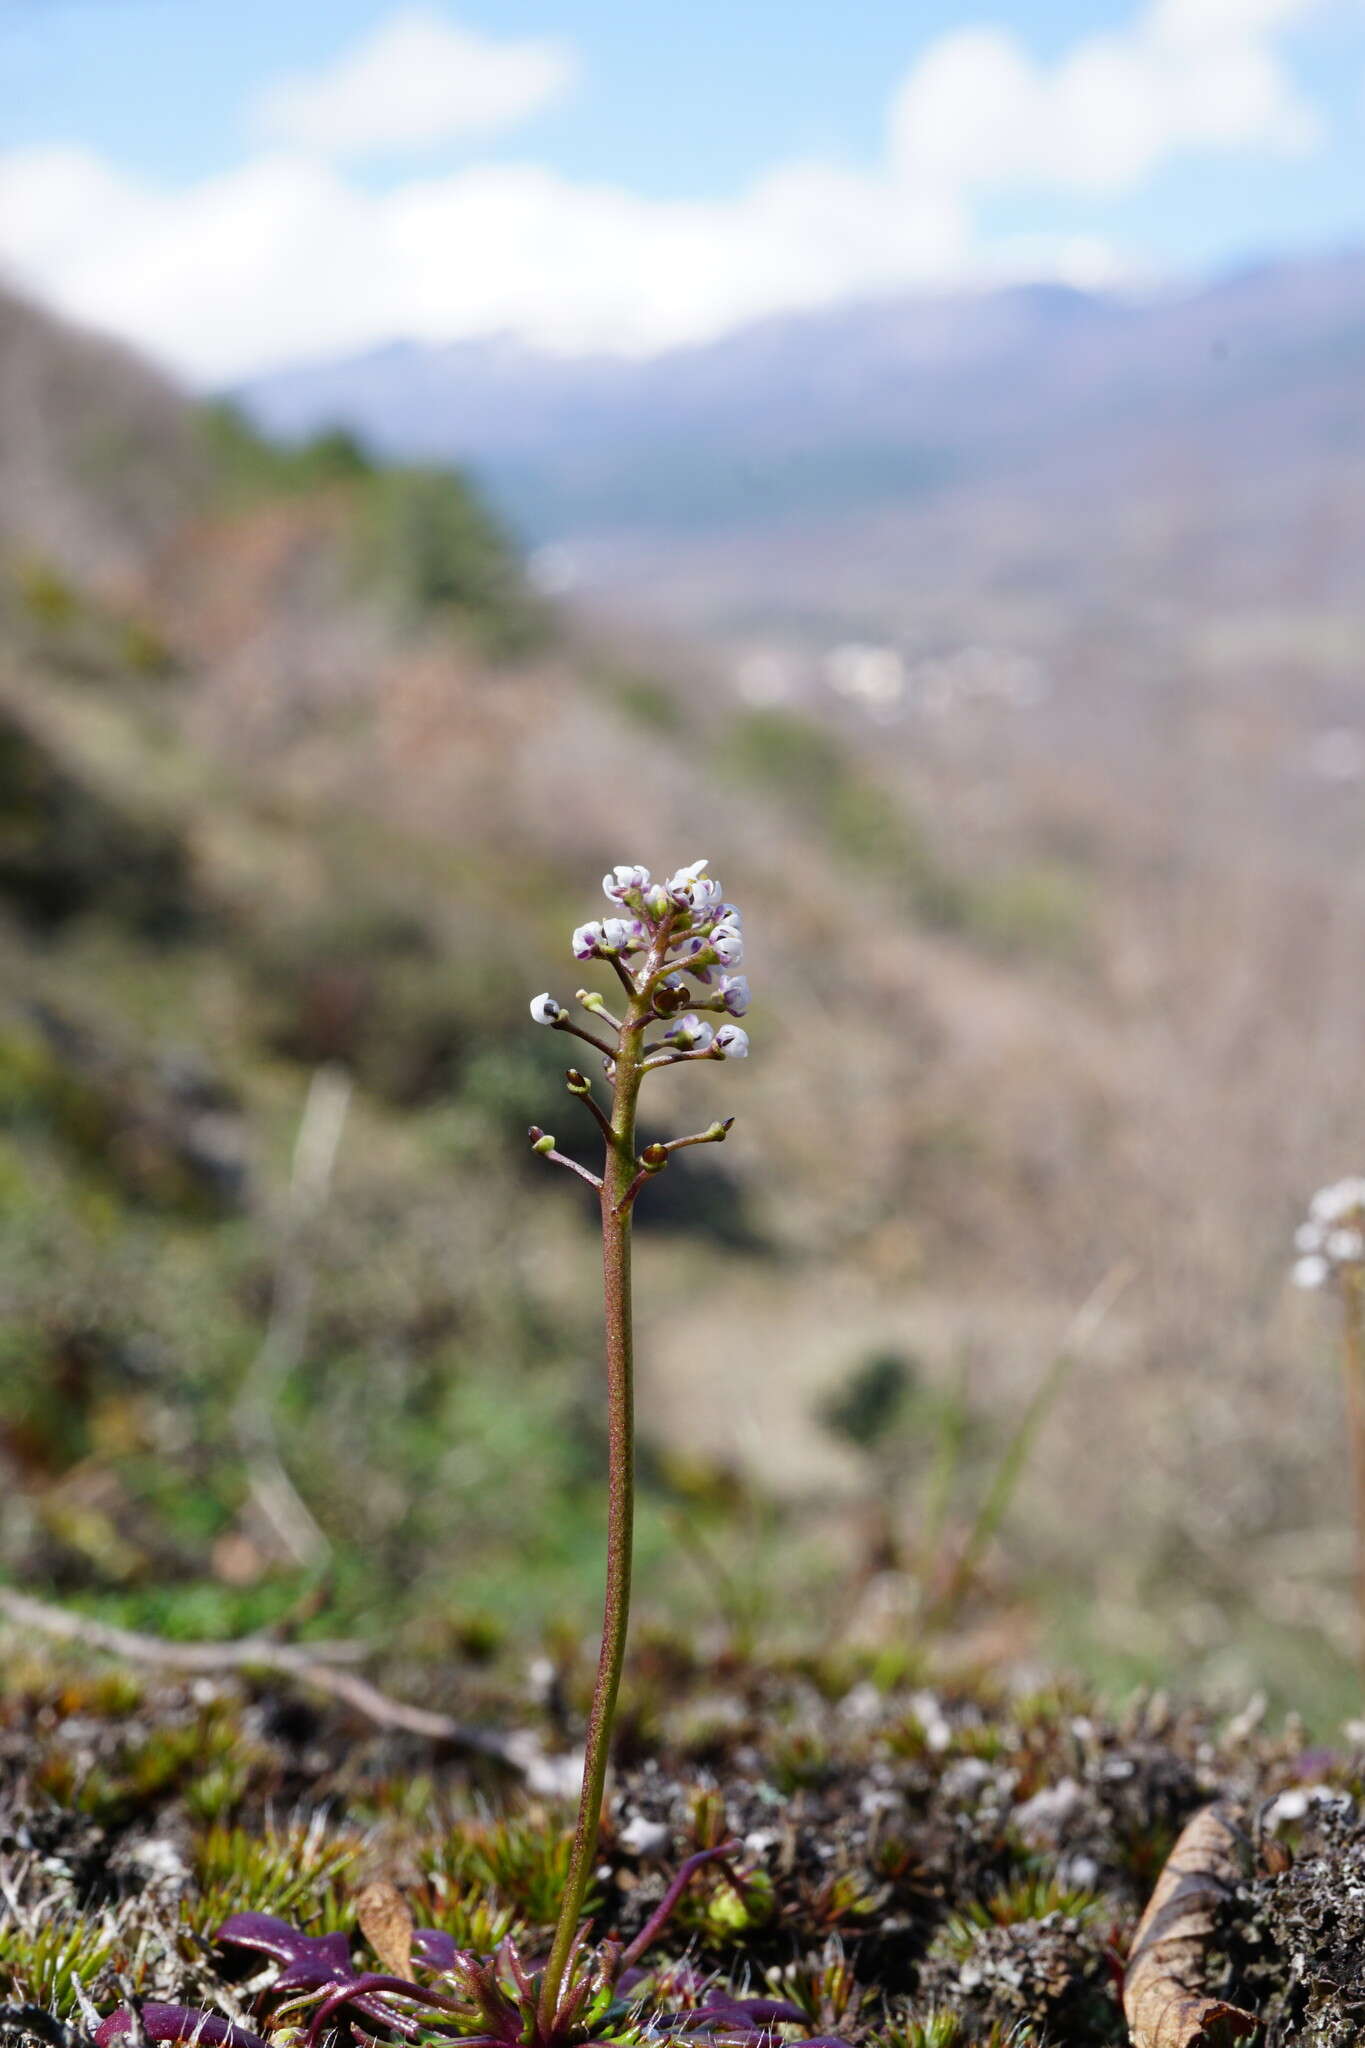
[96,860,858,2048]
[527,860,751,2034]
[1294,1176,1365,1678]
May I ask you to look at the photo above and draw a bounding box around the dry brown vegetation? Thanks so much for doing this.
[0,280,1363,1732]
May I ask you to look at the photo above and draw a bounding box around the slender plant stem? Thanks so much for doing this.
[1342,1275,1365,1688]
[537,933,665,2032]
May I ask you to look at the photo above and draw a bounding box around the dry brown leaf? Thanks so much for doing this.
[355,1878,414,1979]
[1123,1803,1258,2048]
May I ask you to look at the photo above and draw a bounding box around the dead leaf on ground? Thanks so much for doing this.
[355,1878,414,1979]
[1123,1802,1259,2047]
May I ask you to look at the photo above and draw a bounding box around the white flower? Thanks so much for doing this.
[1329,1228,1365,1263]
[601,917,647,953]
[664,1013,714,1052]
[1312,1177,1365,1223]
[572,921,605,959]
[1294,1254,1330,1290]
[529,993,562,1026]
[710,921,744,966]
[719,975,750,1016]
[715,1025,750,1059]
[603,864,651,904]
[666,859,710,903]
[681,875,724,917]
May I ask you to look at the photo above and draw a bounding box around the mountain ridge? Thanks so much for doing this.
[236,247,1365,572]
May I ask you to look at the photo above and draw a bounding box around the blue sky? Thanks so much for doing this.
[2,0,1363,381]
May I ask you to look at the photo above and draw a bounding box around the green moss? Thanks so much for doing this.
[187,1816,365,1936]
[878,2016,1017,2048]
[429,1817,588,1931]
[944,1874,1105,1946]
[0,1918,117,2017]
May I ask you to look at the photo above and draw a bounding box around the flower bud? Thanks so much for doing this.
[530,993,563,1025]
[1294,1253,1329,1290]
[529,1127,556,1154]
[715,1025,750,1059]
[710,922,744,967]
[719,975,750,1016]
[572,921,605,959]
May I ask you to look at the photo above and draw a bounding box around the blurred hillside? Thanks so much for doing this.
[2,281,1363,1725]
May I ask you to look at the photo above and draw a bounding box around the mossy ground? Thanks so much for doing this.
[1,1641,1353,2047]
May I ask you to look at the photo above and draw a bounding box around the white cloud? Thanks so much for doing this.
[0,145,972,380]
[891,0,1320,196]
[0,0,1328,383]
[1146,0,1323,42]
[251,7,575,157]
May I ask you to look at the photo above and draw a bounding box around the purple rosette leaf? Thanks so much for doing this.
[216,1917,358,1992]
[700,1998,807,2026]
[96,2008,268,2048]
[409,1929,469,1973]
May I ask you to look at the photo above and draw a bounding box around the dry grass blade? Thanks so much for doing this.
[1123,1803,1258,2048]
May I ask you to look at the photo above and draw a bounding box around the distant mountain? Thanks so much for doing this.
[237,252,1365,609]
[239,280,1127,540]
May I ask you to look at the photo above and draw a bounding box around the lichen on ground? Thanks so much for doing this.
[1215,1792,1365,2045]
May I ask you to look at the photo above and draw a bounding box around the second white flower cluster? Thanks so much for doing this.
[1293,1177,1365,1290]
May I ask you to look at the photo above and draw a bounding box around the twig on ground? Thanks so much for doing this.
[0,1586,362,1670]
[0,1585,540,1774]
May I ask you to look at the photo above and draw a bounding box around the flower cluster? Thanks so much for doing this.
[1293,1177,1365,1290]
[531,859,750,1060]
